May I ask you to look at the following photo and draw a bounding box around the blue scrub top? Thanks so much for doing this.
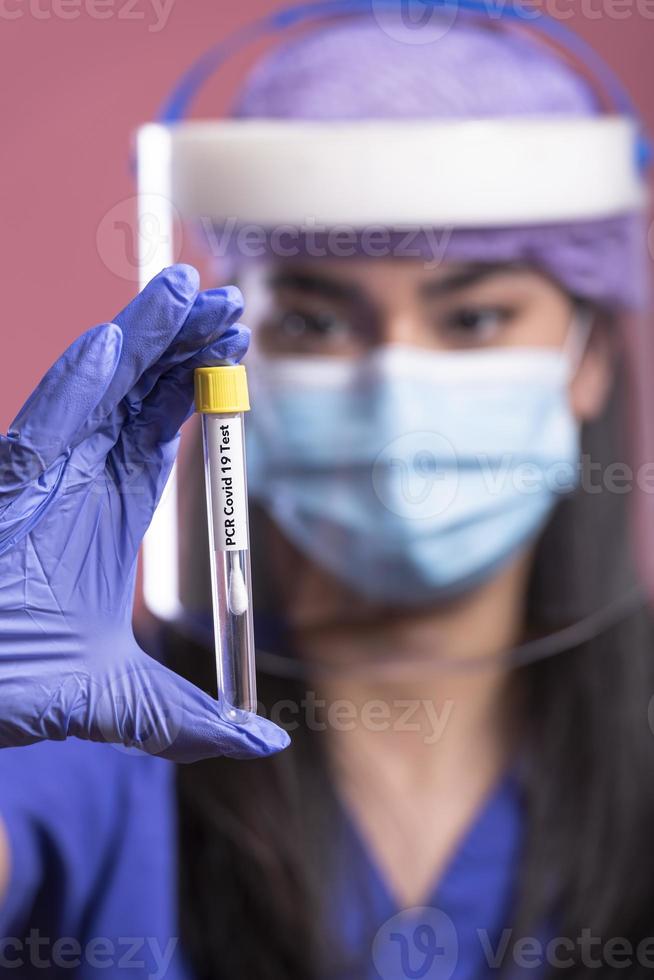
[0,740,191,980]
[0,741,528,980]
[328,774,526,979]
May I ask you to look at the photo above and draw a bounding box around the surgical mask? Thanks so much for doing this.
[246,338,583,606]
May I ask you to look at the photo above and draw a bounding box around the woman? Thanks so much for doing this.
[166,15,654,977]
[1,7,653,980]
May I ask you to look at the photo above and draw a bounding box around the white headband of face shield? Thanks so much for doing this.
[141,118,646,231]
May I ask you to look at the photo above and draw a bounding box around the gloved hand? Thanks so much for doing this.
[0,264,289,762]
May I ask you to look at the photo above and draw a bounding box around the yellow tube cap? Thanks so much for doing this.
[194,365,250,414]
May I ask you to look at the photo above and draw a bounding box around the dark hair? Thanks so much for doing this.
[166,328,654,979]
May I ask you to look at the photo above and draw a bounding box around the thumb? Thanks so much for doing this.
[79,651,291,763]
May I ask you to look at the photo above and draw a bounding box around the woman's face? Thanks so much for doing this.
[237,255,614,647]
[243,257,611,421]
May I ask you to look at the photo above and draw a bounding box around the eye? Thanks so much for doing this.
[265,309,352,353]
[440,306,515,343]
[276,309,351,341]
[257,303,366,357]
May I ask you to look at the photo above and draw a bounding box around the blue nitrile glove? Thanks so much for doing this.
[0,264,289,762]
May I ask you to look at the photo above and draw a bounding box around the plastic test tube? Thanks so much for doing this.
[194,365,257,716]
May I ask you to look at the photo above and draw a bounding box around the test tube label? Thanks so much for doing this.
[206,415,248,552]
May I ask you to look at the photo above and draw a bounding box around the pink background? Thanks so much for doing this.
[1,0,653,428]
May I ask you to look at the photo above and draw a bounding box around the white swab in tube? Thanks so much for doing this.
[194,364,257,716]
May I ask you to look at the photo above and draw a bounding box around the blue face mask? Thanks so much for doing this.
[246,343,581,605]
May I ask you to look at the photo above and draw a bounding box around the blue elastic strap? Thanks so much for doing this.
[158,1,397,123]
[158,0,651,173]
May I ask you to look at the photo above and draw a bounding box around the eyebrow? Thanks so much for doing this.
[266,271,364,304]
[266,261,531,305]
[419,262,531,300]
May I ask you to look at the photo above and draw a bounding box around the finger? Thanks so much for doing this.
[82,655,290,763]
[80,265,201,435]
[137,285,244,387]
[1,323,122,481]
[118,325,250,455]
[79,276,245,455]
[78,322,248,544]
[115,285,245,420]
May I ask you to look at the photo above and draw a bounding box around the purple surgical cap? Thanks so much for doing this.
[225,14,648,311]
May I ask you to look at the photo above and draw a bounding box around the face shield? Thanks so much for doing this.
[136,0,652,678]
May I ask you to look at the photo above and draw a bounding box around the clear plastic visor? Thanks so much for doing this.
[173,249,653,681]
